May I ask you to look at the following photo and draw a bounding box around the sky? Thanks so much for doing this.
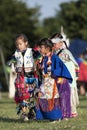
[23,0,72,19]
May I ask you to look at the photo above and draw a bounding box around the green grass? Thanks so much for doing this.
[0,92,87,130]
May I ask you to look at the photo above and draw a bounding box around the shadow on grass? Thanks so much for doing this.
[79,96,87,101]
[0,100,15,104]
[0,102,15,105]
[0,117,49,123]
[0,117,25,123]
[78,105,87,109]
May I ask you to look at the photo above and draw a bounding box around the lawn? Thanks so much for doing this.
[0,92,87,130]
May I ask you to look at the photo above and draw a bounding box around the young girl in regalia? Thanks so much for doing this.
[50,33,79,118]
[36,38,72,121]
[10,34,37,121]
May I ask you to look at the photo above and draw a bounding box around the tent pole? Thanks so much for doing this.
[0,46,9,89]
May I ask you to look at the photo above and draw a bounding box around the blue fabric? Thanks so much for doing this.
[69,38,87,58]
[51,54,72,83]
[25,77,36,84]
[36,109,62,120]
[43,56,48,74]
[36,98,62,120]
[75,57,83,66]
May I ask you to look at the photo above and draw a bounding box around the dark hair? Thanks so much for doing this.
[15,33,28,43]
[50,32,68,48]
[39,38,53,51]
[50,32,63,39]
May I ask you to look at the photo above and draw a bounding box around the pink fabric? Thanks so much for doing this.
[78,62,87,81]
[15,74,30,104]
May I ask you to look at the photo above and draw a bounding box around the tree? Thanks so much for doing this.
[0,0,41,91]
[56,0,87,40]
[42,17,61,37]
[43,0,87,41]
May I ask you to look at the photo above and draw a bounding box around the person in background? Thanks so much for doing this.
[78,49,87,96]
[33,43,42,87]
[9,63,16,98]
[76,53,84,66]
[50,33,79,118]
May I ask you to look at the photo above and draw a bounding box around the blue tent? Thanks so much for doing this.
[69,38,87,58]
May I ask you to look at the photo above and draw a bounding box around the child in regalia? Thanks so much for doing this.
[36,38,72,121]
[9,34,37,121]
[50,33,79,118]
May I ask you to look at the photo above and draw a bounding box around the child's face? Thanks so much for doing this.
[40,45,46,55]
[45,47,51,55]
[53,41,63,51]
[16,39,28,52]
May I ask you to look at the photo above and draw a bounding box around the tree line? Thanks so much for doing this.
[0,0,87,91]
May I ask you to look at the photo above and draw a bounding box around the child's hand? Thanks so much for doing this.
[57,78,64,84]
[38,92,43,97]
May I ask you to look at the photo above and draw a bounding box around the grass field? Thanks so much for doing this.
[0,92,87,130]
